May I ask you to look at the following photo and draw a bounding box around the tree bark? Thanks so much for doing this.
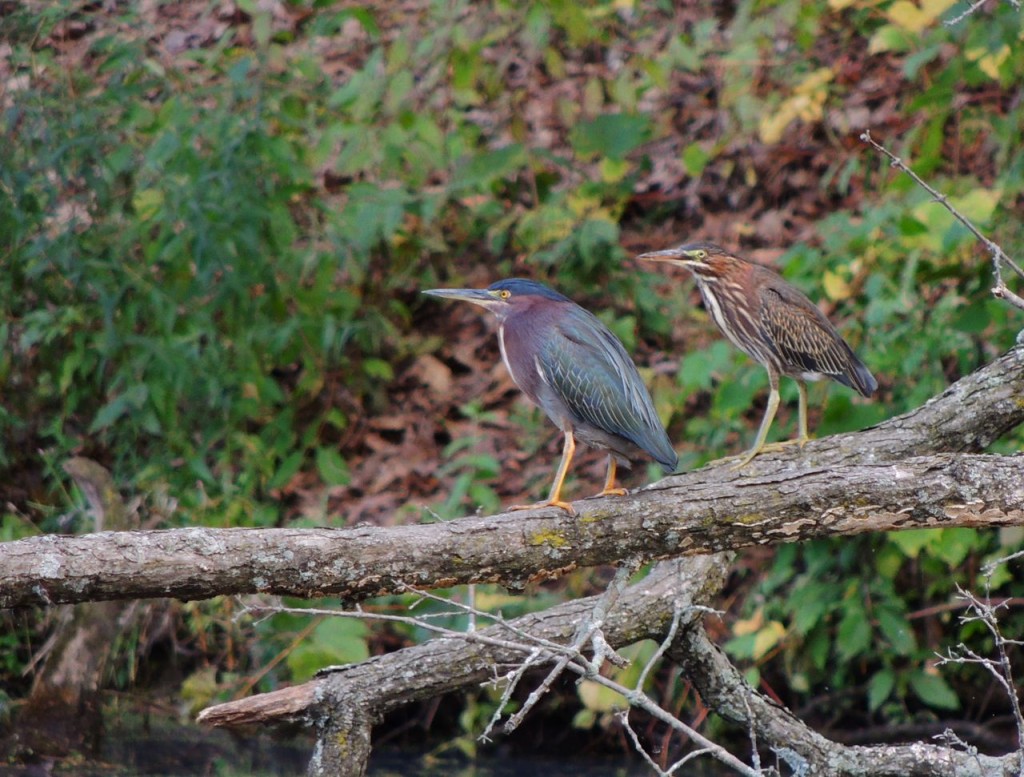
[198,555,729,775]
[1,452,1020,609]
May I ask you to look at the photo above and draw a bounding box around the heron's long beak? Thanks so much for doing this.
[422,288,500,309]
[636,248,693,267]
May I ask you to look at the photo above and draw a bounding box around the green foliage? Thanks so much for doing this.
[285,617,370,682]
[725,529,1024,718]
[4,0,1024,744]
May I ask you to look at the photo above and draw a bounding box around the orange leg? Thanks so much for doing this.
[593,455,627,498]
[510,430,576,515]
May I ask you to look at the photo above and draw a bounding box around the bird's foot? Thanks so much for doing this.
[724,436,811,470]
[509,499,577,516]
[725,449,760,471]
[759,435,811,453]
[592,486,628,498]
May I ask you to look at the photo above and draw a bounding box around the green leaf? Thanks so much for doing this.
[953,302,992,334]
[888,529,937,559]
[790,582,832,635]
[267,450,304,491]
[90,385,149,432]
[315,447,350,487]
[836,604,871,662]
[286,617,369,682]
[867,668,895,712]
[933,528,979,567]
[724,632,757,660]
[909,670,960,710]
[449,144,527,193]
[570,113,651,160]
[876,608,916,655]
[363,358,394,381]
[681,143,711,177]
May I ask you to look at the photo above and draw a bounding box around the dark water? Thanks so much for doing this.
[368,751,656,776]
[1,719,726,776]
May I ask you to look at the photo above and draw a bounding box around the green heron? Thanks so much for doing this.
[423,279,677,514]
[639,243,877,467]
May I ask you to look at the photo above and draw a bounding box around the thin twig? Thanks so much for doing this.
[860,130,1024,312]
[504,560,639,734]
[238,579,756,774]
[619,711,714,776]
[944,0,990,25]
[479,647,543,743]
[934,549,1024,774]
[590,670,760,775]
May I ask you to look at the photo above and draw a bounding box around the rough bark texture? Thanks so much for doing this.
[2,452,1021,608]
[670,622,1021,777]
[197,555,729,776]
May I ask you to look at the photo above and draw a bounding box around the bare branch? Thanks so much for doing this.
[860,130,1024,312]
[503,559,638,734]
[945,0,1021,25]
[944,0,992,25]
[936,549,1024,773]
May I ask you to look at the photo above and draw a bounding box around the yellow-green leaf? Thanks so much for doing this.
[758,68,834,144]
[868,25,914,54]
[822,270,852,301]
[733,608,764,637]
[887,0,956,32]
[967,45,1010,80]
[600,157,630,183]
[132,188,163,222]
[752,620,787,659]
[577,679,624,713]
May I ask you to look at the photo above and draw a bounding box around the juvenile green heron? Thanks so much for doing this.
[423,279,677,514]
[639,243,877,467]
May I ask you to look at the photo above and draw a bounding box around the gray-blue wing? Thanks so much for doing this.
[535,309,677,471]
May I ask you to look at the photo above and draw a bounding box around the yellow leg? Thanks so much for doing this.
[731,382,780,469]
[795,380,810,446]
[732,377,812,469]
[760,380,813,450]
[593,455,627,498]
[510,430,577,515]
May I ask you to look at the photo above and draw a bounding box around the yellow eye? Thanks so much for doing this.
[499,290,511,299]
[696,250,707,260]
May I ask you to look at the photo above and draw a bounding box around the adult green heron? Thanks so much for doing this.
[423,279,677,514]
[639,243,877,467]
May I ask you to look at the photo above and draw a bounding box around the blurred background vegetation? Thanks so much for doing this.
[2,0,1023,769]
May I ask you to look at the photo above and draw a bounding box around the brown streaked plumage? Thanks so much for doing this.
[639,242,877,467]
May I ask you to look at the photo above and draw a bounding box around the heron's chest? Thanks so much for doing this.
[497,313,557,402]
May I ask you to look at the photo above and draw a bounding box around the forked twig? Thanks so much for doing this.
[935,551,1024,775]
[860,130,1024,312]
[503,559,639,734]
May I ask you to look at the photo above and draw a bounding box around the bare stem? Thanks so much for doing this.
[860,129,1024,312]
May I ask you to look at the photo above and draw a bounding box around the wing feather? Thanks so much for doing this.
[758,284,877,396]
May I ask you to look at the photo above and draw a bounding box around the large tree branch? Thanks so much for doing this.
[198,555,729,775]
[1,344,1022,609]
[1,453,1020,609]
